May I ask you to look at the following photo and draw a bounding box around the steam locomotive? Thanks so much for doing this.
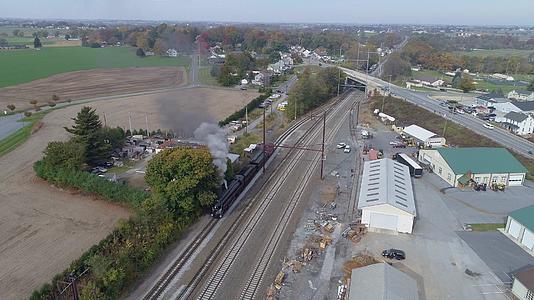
[211,143,275,219]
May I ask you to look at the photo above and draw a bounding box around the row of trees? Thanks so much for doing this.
[285,67,343,119]
[31,107,221,299]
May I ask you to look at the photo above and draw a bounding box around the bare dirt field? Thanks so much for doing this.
[0,86,257,299]
[0,67,185,110]
[87,86,259,137]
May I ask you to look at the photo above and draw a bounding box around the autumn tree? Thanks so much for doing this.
[459,74,475,92]
[145,147,219,215]
[528,79,534,92]
[153,38,168,55]
[382,53,412,80]
[7,104,15,111]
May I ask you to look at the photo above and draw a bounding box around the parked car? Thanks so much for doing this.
[382,249,406,260]
[392,143,407,148]
[483,123,494,129]
[344,146,351,153]
[337,142,347,149]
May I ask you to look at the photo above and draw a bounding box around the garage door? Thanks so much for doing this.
[508,174,524,186]
[521,229,534,251]
[508,219,522,239]
[370,212,398,231]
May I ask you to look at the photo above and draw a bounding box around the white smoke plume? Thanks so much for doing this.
[194,123,229,178]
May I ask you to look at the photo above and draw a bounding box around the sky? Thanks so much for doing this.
[1,0,533,26]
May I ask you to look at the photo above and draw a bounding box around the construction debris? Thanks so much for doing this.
[343,252,379,279]
[266,284,276,300]
[274,271,286,289]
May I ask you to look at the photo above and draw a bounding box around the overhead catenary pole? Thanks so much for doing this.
[103,112,107,127]
[145,113,149,137]
[337,47,342,96]
[128,112,132,134]
[245,106,248,134]
[321,111,326,180]
[262,106,266,174]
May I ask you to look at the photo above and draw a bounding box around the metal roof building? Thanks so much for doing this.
[403,124,446,148]
[358,158,416,233]
[505,205,534,256]
[419,147,527,187]
[348,263,419,300]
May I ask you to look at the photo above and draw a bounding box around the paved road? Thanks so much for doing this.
[370,36,409,78]
[342,67,534,159]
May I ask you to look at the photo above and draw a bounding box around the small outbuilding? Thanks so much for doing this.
[402,124,446,148]
[358,158,416,234]
[348,263,419,300]
[511,265,534,300]
[505,205,534,255]
[418,147,527,187]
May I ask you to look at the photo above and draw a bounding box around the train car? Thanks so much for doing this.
[239,165,256,186]
[211,175,245,218]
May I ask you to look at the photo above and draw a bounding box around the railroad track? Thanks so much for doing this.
[142,92,351,300]
[192,91,358,300]
[239,93,362,299]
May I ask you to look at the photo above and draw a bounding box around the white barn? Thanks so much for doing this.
[402,124,446,148]
[358,158,416,234]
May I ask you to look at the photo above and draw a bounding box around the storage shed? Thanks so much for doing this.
[505,205,534,255]
[402,124,446,148]
[357,158,416,234]
[419,147,527,187]
[348,263,419,300]
[512,265,534,300]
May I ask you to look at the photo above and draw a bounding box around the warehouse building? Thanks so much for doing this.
[348,263,419,300]
[402,124,446,148]
[505,205,534,256]
[418,147,527,187]
[511,265,534,300]
[358,158,416,234]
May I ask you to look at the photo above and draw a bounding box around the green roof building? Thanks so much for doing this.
[505,205,534,256]
[418,147,527,187]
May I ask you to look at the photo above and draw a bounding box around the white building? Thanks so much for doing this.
[418,147,527,187]
[413,76,444,87]
[402,124,446,148]
[492,73,514,81]
[505,205,534,256]
[358,158,416,234]
[166,48,178,57]
[511,265,534,300]
[498,111,534,135]
[348,263,419,300]
[508,90,534,101]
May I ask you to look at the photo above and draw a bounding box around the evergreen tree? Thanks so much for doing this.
[65,107,102,138]
[33,36,42,48]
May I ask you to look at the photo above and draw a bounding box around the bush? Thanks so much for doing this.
[34,161,148,207]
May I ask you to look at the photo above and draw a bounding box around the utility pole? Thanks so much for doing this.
[103,112,107,127]
[128,112,132,134]
[145,113,149,137]
[442,114,448,138]
[262,106,266,174]
[337,47,342,96]
[320,111,326,180]
[294,96,297,120]
[245,106,248,134]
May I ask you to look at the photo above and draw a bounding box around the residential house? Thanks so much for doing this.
[475,93,504,107]
[418,147,527,187]
[508,90,534,101]
[267,60,286,75]
[314,47,328,57]
[492,73,514,81]
[166,48,178,57]
[512,101,534,114]
[252,71,272,86]
[208,55,225,64]
[498,111,534,135]
[511,265,534,300]
[413,76,444,87]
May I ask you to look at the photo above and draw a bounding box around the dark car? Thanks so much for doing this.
[382,249,406,260]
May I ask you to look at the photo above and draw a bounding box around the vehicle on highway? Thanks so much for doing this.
[344,146,351,153]
[382,249,406,260]
[337,142,347,149]
[483,123,494,129]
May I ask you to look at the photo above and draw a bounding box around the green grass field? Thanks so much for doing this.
[467,223,505,231]
[0,46,190,88]
[0,111,47,157]
[455,49,534,58]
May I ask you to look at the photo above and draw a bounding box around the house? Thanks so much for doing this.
[492,73,514,81]
[512,101,534,114]
[166,48,178,57]
[498,111,534,135]
[511,265,534,300]
[413,76,444,87]
[505,205,534,255]
[402,124,446,148]
[508,90,534,101]
[418,147,527,187]
[475,93,507,108]
[208,55,225,64]
[348,263,419,300]
[314,47,328,57]
[251,71,272,86]
[358,158,416,234]
[227,153,240,165]
[267,60,285,75]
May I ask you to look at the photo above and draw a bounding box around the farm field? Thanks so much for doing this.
[0,46,190,88]
[455,48,534,58]
[0,67,186,110]
[0,86,257,298]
